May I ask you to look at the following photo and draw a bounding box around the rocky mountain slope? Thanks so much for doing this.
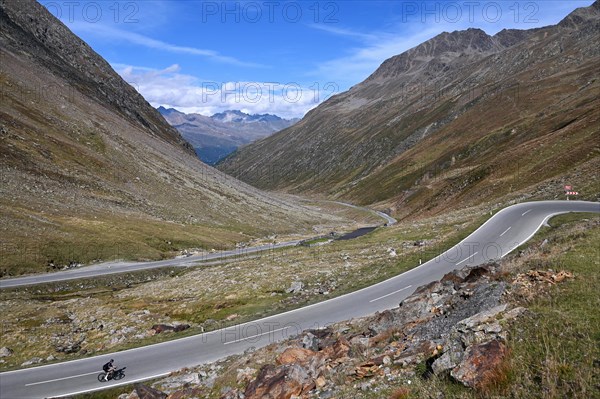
[0,0,336,275]
[158,108,298,165]
[219,2,600,218]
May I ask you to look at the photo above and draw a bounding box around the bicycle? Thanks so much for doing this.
[97,367,126,382]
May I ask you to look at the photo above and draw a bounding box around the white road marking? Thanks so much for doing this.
[456,252,478,266]
[522,209,532,216]
[500,226,512,237]
[46,372,171,398]
[223,326,289,345]
[369,285,412,303]
[25,371,100,386]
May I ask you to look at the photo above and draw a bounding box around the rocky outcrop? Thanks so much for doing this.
[513,269,574,287]
[431,304,526,380]
[53,335,84,354]
[217,263,520,398]
[134,384,168,399]
[123,264,576,398]
[219,334,350,399]
[365,28,507,81]
[151,324,191,334]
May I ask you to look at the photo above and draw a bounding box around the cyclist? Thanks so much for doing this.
[102,359,116,381]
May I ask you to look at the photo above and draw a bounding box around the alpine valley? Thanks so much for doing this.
[0,1,599,399]
[157,107,298,165]
[0,0,340,276]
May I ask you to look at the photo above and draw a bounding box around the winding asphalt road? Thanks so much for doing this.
[0,204,394,290]
[0,201,597,398]
[0,240,304,290]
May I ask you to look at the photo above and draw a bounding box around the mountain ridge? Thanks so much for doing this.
[157,107,298,164]
[218,1,600,218]
[0,0,193,154]
[365,28,513,82]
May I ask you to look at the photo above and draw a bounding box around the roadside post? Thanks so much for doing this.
[564,185,579,200]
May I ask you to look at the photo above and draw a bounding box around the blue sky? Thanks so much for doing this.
[43,0,594,118]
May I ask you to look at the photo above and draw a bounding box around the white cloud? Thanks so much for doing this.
[101,2,593,118]
[70,22,263,67]
[308,24,378,41]
[115,64,329,119]
[310,26,443,88]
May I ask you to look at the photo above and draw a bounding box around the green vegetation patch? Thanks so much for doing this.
[506,213,600,398]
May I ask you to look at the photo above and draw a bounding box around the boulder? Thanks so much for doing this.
[451,339,507,388]
[350,336,371,348]
[301,332,319,351]
[431,347,463,376]
[393,340,436,367]
[54,338,83,354]
[441,265,492,287]
[151,324,190,334]
[456,304,507,331]
[21,357,43,366]
[277,347,317,366]
[166,372,201,387]
[0,347,13,357]
[237,367,257,384]
[286,281,304,294]
[244,364,315,399]
[366,310,403,335]
[173,324,190,332]
[320,336,350,361]
[353,361,381,379]
[152,324,173,334]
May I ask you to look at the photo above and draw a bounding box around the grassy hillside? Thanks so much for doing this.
[218,2,600,219]
[346,63,600,219]
[0,0,340,276]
